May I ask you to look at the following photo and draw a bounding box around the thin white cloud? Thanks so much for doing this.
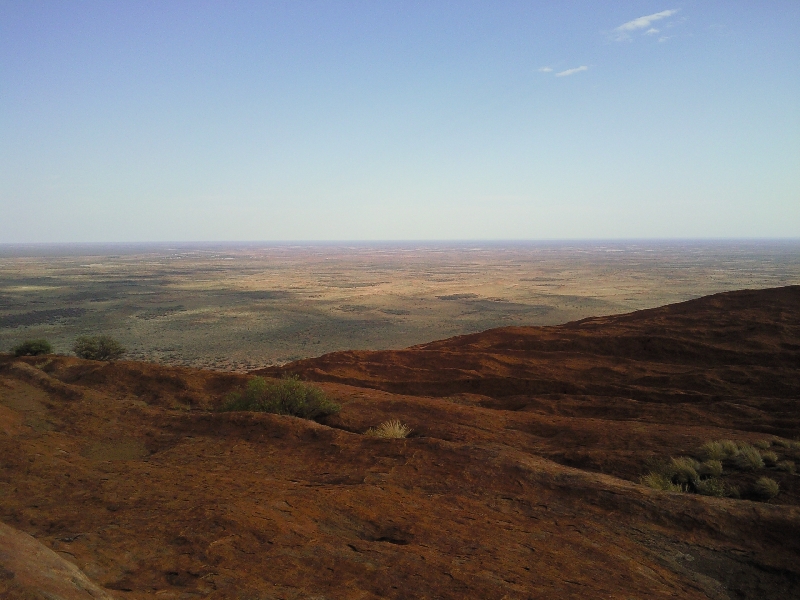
[616,9,678,32]
[555,65,588,77]
[613,9,678,40]
[645,28,659,35]
[538,67,553,72]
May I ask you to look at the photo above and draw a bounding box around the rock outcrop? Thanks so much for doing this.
[1,286,799,598]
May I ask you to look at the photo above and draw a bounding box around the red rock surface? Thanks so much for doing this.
[1,286,799,598]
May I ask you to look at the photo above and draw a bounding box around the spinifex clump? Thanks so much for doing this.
[222,375,340,421]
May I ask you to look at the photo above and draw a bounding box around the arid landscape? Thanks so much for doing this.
[1,280,800,598]
[2,242,799,370]
[4,1,799,597]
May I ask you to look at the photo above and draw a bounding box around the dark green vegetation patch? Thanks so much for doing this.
[0,308,86,328]
[73,335,127,361]
[222,376,340,421]
[12,339,53,356]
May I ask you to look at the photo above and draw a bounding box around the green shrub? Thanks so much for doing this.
[753,439,771,450]
[667,457,699,486]
[695,478,727,497]
[752,477,779,500]
[734,444,764,470]
[73,335,126,361]
[775,460,795,473]
[698,460,723,478]
[365,419,412,439]
[761,451,778,467]
[221,376,340,421]
[12,339,53,356]
[640,472,683,492]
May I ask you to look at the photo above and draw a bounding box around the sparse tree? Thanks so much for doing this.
[73,335,126,361]
[13,339,53,356]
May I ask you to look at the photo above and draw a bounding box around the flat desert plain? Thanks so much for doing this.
[1,241,799,370]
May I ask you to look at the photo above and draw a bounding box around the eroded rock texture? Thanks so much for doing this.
[1,286,799,598]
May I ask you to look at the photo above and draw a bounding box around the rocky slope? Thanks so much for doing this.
[2,286,799,598]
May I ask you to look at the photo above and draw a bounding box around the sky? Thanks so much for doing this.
[1,1,798,242]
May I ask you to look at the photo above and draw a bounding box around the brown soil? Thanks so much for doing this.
[2,286,800,598]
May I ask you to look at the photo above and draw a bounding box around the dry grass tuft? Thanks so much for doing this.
[752,477,779,500]
[720,440,740,456]
[775,460,796,473]
[753,439,771,450]
[772,438,791,448]
[733,444,764,470]
[700,441,727,461]
[667,457,699,485]
[698,460,723,478]
[365,420,413,439]
[709,439,740,458]
[695,478,727,497]
[640,472,683,492]
[761,451,779,467]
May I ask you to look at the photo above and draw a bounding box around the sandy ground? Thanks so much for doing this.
[1,241,799,371]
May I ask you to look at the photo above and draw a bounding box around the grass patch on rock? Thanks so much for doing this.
[734,444,765,470]
[752,477,780,500]
[641,438,797,502]
[221,375,340,421]
[365,419,413,439]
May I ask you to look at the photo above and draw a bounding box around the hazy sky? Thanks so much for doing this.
[1,1,798,242]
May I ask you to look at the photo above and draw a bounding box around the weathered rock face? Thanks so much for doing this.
[1,286,799,599]
[0,521,117,599]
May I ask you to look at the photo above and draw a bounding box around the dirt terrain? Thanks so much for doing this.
[2,241,799,371]
[1,286,800,598]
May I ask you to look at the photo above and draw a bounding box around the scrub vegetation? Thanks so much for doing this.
[365,419,413,439]
[12,339,52,356]
[221,375,340,421]
[73,335,126,361]
[640,438,796,502]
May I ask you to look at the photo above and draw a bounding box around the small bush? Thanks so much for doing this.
[640,472,683,492]
[12,339,53,356]
[753,439,771,450]
[703,439,741,460]
[700,441,727,461]
[667,457,699,486]
[695,478,727,497]
[761,451,779,467]
[775,460,796,473]
[73,335,126,361]
[772,438,791,448]
[698,460,723,478]
[752,477,779,500]
[720,440,740,457]
[365,419,413,439]
[734,444,765,470]
[221,376,340,421]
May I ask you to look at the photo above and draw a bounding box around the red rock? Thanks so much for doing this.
[0,286,798,598]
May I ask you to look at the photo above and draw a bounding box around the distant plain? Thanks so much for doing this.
[1,241,799,371]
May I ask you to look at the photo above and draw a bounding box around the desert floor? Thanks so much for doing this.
[1,241,799,370]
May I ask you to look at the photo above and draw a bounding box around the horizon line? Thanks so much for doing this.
[2,237,800,247]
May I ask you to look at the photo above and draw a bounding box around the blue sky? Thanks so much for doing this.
[1,1,798,242]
